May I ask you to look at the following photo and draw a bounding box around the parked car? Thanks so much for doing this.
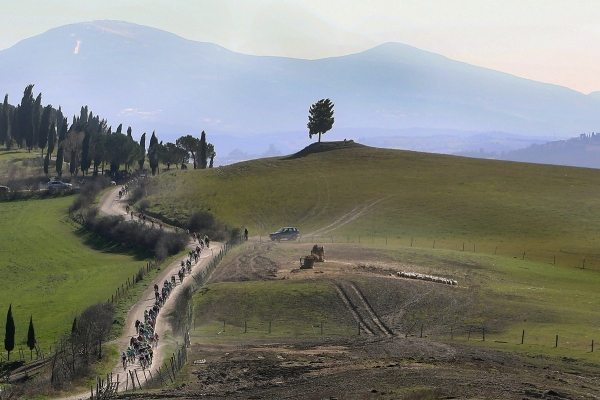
[269,227,300,241]
[0,185,10,193]
[47,180,72,190]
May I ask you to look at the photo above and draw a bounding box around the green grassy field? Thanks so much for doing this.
[0,197,149,353]
[357,243,600,361]
[144,142,600,268]
[191,280,355,340]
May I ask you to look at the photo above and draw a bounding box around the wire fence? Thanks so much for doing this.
[190,316,600,359]
[88,240,237,399]
[263,234,600,271]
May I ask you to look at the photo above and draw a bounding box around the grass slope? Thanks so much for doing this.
[192,280,354,340]
[0,197,147,352]
[374,244,600,360]
[145,143,600,266]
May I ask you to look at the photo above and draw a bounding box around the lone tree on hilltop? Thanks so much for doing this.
[4,304,14,360]
[307,98,334,143]
[27,315,36,359]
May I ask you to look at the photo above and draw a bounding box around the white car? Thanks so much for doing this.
[47,180,72,190]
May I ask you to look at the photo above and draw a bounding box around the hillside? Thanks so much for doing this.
[144,143,600,265]
[1,20,600,158]
[0,197,146,352]
[501,132,600,169]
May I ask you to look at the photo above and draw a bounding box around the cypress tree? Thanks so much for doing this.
[69,149,77,175]
[19,85,35,150]
[199,131,207,169]
[148,131,159,175]
[46,121,56,158]
[207,143,216,168]
[31,93,42,151]
[43,154,50,175]
[27,315,36,359]
[79,106,88,128]
[44,122,56,175]
[138,132,146,170]
[56,106,63,131]
[55,118,67,177]
[0,94,8,146]
[11,105,20,148]
[38,105,52,157]
[116,123,122,134]
[4,304,14,360]
[81,131,91,175]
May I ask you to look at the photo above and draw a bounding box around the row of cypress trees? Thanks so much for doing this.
[0,85,217,176]
[4,304,36,360]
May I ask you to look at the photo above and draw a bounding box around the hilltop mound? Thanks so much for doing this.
[285,140,366,159]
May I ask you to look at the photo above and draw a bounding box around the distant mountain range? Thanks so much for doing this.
[0,20,599,162]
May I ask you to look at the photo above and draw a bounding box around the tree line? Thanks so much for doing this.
[0,84,216,177]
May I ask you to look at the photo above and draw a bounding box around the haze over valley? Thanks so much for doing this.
[1,20,599,164]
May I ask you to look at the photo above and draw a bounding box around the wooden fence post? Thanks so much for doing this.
[521,329,525,344]
[134,370,142,388]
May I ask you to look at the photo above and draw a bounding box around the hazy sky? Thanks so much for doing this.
[2,0,600,93]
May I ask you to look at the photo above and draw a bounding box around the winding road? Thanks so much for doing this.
[59,185,222,399]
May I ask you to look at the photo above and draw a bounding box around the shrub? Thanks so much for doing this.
[69,176,111,212]
[82,209,188,260]
[187,211,215,232]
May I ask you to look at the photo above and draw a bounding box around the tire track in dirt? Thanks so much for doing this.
[333,283,375,336]
[348,283,394,337]
[209,243,278,283]
[306,197,387,237]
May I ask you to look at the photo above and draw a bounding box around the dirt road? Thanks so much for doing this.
[58,186,222,399]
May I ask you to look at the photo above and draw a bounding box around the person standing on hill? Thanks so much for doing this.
[244,228,248,241]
